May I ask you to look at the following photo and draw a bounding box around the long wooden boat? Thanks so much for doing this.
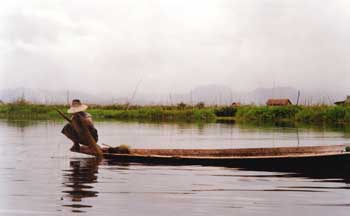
[73,144,350,173]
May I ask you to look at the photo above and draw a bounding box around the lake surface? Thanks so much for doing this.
[0,119,350,215]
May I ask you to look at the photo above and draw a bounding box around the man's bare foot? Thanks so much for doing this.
[78,146,97,155]
[70,143,80,152]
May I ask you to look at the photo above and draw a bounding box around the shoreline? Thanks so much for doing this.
[0,103,350,126]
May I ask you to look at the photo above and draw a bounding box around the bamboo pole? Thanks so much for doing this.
[55,108,72,123]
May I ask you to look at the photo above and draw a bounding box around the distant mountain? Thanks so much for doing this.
[166,85,300,105]
[247,87,299,104]
[191,85,234,105]
[0,86,349,105]
[0,88,117,104]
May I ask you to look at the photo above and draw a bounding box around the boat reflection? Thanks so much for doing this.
[106,157,350,184]
[238,166,350,184]
[62,158,100,213]
[60,156,350,214]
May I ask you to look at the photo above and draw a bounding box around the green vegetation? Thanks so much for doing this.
[88,107,215,122]
[1,99,350,126]
[0,101,216,122]
[235,105,350,125]
[0,103,66,120]
[214,106,237,117]
[236,105,301,122]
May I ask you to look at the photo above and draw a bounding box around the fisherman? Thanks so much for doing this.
[61,99,98,151]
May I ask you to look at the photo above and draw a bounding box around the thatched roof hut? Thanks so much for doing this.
[266,99,292,106]
[334,96,350,105]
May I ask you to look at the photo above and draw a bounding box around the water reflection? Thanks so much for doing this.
[2,118,350,215]
[4,119,40,128]
[238,166,350,184]
[62,158,100,213]
[235,120,350,134]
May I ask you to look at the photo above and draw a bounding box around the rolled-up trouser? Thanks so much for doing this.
[61,123,98,146]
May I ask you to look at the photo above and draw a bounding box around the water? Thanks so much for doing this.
[0,119,350,215]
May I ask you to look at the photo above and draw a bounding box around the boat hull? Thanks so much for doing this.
[103,152,350,170]
[73,144,350,176]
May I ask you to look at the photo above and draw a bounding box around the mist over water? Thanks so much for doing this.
[1,0,350,96]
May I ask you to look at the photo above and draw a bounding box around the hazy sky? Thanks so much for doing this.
[0,0,349,95]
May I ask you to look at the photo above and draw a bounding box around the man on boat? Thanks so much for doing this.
[61,99,98,151]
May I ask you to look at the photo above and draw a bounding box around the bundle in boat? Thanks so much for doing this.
[106,144,131,154]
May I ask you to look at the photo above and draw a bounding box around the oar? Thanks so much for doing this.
[54,108,72,123]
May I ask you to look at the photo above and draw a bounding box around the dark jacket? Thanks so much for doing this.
[61,112,98,145]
